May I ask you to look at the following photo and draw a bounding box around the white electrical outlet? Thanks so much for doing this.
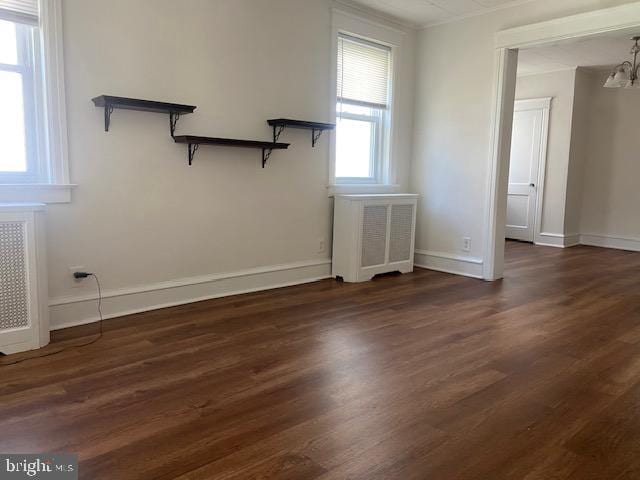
[318,238,326,253]
[462,237,471,252]
[69,266,86,287]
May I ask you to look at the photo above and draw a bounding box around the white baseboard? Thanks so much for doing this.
[414,249,484,279]
[564,233,581,247]
[579,233,640,252]
[535,232,580,248]
[48,233,639,331]
[49,259,332,330]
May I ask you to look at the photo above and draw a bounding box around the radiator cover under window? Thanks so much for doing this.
[332,194,418,283]
[0,206,49,355]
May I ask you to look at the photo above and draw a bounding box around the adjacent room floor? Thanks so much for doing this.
[2,242,640,479]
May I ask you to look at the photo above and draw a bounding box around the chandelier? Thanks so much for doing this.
[604,36,640,88]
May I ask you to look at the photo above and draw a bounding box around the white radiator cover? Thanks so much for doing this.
[0,204,49,355]
[332,194,418,282]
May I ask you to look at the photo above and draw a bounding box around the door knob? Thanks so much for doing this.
[529,183,536,187]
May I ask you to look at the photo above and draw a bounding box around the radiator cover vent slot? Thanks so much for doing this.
[361,205,389,267]
[0,222,29,331]
[389,204,415,263]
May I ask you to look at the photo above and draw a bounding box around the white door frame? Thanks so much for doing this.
[483,2,640,281]
[509,97,551,244]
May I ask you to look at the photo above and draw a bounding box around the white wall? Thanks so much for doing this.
[48,0,416,328]
[578,69,640,248]
[515,69,576,237]
[565,67,591,237]
[411,0,638,277]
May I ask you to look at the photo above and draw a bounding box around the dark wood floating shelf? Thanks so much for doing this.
[267,118,335,147]
[173,135,290,167]
[92,95,197,136]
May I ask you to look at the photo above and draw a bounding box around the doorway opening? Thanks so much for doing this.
[484,4,640,280]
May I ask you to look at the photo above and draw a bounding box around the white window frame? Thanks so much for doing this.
[329,8,403,196]
[335,99,385,184]
[0,0,73,203]
[0,21,40,183]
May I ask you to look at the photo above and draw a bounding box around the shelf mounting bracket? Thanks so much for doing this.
[311,128,324,148]
[104,105,114,132]
[273,125,285,143]
[188,143,199,165]
[262,148,273,168]
[169,112,181,137]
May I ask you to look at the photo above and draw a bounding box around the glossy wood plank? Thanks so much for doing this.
[2,241,640,479]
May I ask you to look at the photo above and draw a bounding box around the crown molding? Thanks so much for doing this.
[332,0,418,31]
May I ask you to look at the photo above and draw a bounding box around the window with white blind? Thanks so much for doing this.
[335,34,391,184]
[0,0,70,202]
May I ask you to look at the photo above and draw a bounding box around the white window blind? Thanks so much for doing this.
[0,0,38,26]
[337,34,391,109]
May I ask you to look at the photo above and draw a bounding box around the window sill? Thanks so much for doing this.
[327,184,401,197]
[0,184,76,204]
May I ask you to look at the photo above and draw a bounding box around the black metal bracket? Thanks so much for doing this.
[267,120,334,148]
[169,112,181,137]
[272,125,285,143]
[104,105,114,132]
[188,143,199,165]
[312,128,323,148]
[262,148,273,168]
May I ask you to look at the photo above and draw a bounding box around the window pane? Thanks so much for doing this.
[0,71,27,172]
[0,19,18,65]
[338,102,376,117]
[336,117,373,178]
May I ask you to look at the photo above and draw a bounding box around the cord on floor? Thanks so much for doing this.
[0,274,104,366]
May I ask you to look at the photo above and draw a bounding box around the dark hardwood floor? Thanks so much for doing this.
[2,241,640,479]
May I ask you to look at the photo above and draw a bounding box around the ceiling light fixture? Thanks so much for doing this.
[604,36,640,88]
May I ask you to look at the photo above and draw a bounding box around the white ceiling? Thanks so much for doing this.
[518,34,635,76]
[347,0,541,27]
[346,0,637,75]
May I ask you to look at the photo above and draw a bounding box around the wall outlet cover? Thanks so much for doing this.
[69,266,86,286]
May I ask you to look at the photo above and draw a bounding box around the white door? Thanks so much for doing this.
[506,98,550,242]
